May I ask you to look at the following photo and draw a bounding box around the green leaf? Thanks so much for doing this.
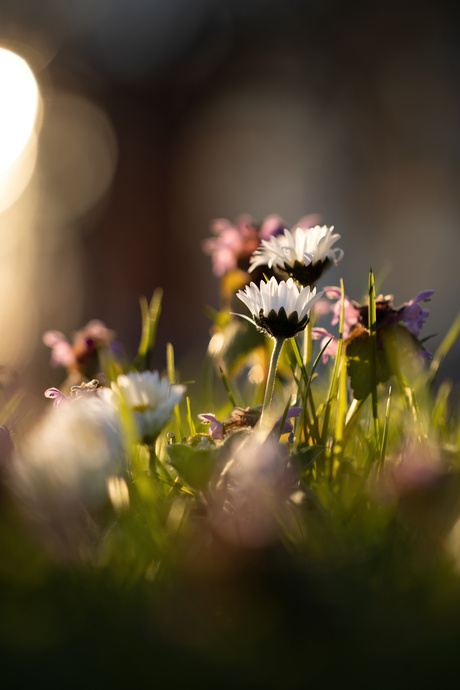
[293,445,326,472]
[346,330,391,400]
[166,444,215,492]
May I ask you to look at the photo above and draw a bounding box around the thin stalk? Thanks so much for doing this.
[303,319,313,381]
[307,387,321,444]
[290,335,331,445]
[368,268,380,453]
[332,351,348,466]
[219,367,238,408]
[378,386,392,474]
[167,342,182,439]
[321,279,345,444]
[260,337,285,427]
[428,311,460,388]
[186,397,196,436]
[135,288,163,371]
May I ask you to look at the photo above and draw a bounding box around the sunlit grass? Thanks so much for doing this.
[1,218,460,686]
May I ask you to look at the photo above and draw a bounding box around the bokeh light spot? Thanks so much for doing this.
[0,47,39,174]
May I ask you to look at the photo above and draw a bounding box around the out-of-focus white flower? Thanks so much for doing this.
[249,225,343,286]
[13,398,124,508]
[11,397,126,558]
[236,276,323,339]
[101,371,186,441]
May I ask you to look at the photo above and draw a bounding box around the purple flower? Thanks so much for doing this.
[197,413,224,440]
[277,406,302,443]
[398,290,435,337]
[202,213,320,277]
[44,388,70,409]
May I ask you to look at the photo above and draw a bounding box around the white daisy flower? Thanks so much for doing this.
[236,276,323,339]
[101,371,186,441]
[249,225,344,286]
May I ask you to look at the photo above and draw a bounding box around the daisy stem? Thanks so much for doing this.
[304,319,312,376]
[260,337,285,427]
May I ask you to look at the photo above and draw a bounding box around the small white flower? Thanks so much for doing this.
[101,371,186,441]
[236,276,323,339]
[249,225,343,286]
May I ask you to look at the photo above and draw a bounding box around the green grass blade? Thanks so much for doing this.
[219,367,239,408]
[333,353,348,462]
[167,342,182,439]
[321,279,345,444]
[186,396,196,436]
[429,312,460,386]
[290,337,329,445]
[135,288,163,371]
[378,386,392,474]
[368,268,380,453]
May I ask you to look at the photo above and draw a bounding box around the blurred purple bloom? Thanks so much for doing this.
[202,215,259,277]
[42,331,76,368]
[43,320,116,374]
[293,214,322,231]
[202,212,321,277]
[311,327,338,363]
[258,214,285,240]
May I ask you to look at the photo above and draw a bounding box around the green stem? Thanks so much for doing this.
[368,268,380,453]
[304,319,312,380]
[260,337,285,427]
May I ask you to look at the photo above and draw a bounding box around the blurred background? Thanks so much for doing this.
[0,0,459,397]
